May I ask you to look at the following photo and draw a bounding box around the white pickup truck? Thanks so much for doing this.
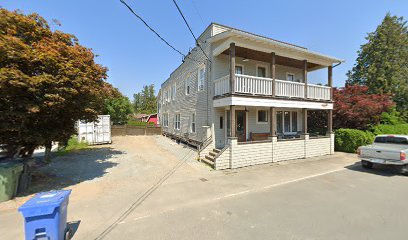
[358,135,408,175]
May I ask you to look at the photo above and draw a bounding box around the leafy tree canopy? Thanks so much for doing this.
[346,13,408,119]
[333,85,395,130]
[133,84,157,114]
[0,9,108,159]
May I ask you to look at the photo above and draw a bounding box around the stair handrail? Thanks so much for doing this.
[198,135,212,152]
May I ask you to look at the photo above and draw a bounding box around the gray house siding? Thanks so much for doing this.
[160,40,212,143]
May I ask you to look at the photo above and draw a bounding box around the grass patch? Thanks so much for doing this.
[57,136,88,155]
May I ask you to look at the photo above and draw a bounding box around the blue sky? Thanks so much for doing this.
[2,0,408,98]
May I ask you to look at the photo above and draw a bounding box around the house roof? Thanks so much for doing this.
[206,23,344,66]
[135,113,148,119]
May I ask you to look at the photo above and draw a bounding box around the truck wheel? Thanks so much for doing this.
[361,160,373,169]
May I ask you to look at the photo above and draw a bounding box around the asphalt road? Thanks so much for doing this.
[106,164,408,240]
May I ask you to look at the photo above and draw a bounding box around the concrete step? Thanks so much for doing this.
[209,151,217,157]
[201,157,215,168]
[205,155,215,162]
[213,148,221,153]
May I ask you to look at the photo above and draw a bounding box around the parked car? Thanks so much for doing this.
[358,135,408,175]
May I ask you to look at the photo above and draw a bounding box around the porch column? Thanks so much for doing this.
[328,65,333,100]
[230,105,236,137]
[303,60,308,99]
[270,107,276,136]
[302,108,308,135]
[270,52,276,97]
[328,109,333,134]
[229,43,236,94]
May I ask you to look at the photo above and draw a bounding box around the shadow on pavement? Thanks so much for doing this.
[67,220,81,238]
[345,161,403,177]
[18,147,124,196]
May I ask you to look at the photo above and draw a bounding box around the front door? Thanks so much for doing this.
[236,110,246,142]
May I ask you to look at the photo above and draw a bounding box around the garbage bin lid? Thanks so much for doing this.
[18,190,72,217]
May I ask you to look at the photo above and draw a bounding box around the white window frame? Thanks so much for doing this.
[256,64,268,78]
[190,113,196,133]
[174,113,181,130]
[197,65,205,91]
[172,83,177,100]
[185,74,191,95]
[276,110,299,134]
[163,113,169,127]
[256,109,269,124]
[235,64,244,75]
[286,72,296,82]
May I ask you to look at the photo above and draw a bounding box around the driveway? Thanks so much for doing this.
[1,135,406,239]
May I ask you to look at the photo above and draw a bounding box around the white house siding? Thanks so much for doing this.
[247,107,271,135]
[231,141,273,168]
[274,140,305,162]
[214,147,230,170]
[212,24,229,36]
[306,137,332,158]
[215,136,333,169]
[213,54,305,82]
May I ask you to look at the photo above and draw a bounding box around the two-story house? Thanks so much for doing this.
[158,23,343,170]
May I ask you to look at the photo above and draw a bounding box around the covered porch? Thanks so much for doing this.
[211,103,334,170]
[213,98,333,148]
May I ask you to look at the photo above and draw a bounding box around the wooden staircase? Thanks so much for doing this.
[201,148,221,168]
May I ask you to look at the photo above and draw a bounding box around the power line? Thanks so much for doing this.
[171,0,211,63]
[119,0,202,64]
[191,0,205,25]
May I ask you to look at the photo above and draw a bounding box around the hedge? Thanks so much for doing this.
[127,120,155,127]
[335,129,374,153]
[370,124,408,136]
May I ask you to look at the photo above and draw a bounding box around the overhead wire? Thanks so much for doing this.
[119,0,203,64]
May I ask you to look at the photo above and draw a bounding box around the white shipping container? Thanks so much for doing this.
[77,115,111,145]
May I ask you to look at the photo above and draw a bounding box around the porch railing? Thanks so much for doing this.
[214,75,230,96]
[214,74,331,101]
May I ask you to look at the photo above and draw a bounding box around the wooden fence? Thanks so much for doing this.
[111,125,162,136]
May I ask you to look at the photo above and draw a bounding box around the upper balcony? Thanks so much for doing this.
[209,31,343,105]
[214,74,331,101]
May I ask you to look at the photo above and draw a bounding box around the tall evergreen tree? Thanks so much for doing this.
[132,84,157,114]
[346,13,408,119]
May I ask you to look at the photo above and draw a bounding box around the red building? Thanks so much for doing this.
[147,114,158,126]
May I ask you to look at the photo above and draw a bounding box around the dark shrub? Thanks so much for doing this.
[335,129,374,153]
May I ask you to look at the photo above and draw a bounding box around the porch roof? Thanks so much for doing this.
[213,95,333,110]
[208,27,344,69]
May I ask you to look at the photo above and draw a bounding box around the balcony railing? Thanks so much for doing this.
[214,74,331,101]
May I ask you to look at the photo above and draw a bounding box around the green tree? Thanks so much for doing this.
[133,84,157,114]
[104,96,132,125]
[0,9,107,161]
[346,13,408,119]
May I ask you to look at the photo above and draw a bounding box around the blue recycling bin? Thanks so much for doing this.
[18,190,72,240]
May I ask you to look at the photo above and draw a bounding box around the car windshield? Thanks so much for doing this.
[375,136,408,145]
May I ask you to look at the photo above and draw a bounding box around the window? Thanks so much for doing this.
[284,111,291,132]
[191,113,196,133]
[172,84,177,100]
[257,66,266,78]
[198,66,205,91]
[174,114,180,130]
[235,65,243,75]
[276,111,283,134]
[292,112,298,132]
[276,111,299,134]
[226,110,231,137]
[257,110,268,123]
[185,79,190,95]
[287,73,295,82]
[164,89,169,103]
[220,116,223,129]
[163,113,169,127]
